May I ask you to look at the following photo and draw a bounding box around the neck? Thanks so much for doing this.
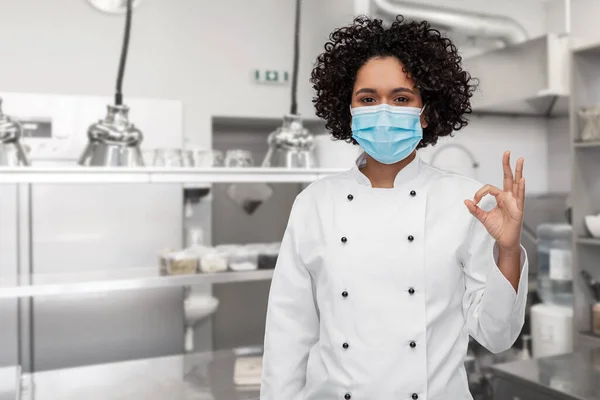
[360,151,417,188]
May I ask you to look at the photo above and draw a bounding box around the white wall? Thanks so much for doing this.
[419,116,550,195]
[0,0,354,149]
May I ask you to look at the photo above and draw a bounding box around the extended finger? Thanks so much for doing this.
[518,177,526,211]
[514,158,524,195]
[502,151,514,193]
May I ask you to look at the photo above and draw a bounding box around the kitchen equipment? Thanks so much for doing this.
[183,146,208,167]
[536,223,573,307]
[429,142,480,180]
[261,0,316,168]
[228,247,258,272]
[88,0,143,14]
[0,366,21,400]
[0,92,185,370]
[578,107,600,141]
[517,334,532,360]
[183,288,219,352]
[161,249,199,275]
[199,250,228,273]
[531,303,573,358]
[233,356,263,388]
[210,149,224,167]
[79,0,144,167]
[152,148,183,167]
[314,135,361,168]
[225,182,273,215]
[262,114,316,168]
[584,214,600,237]
[0,98,30,166]
[257,243,279,269]
[225,149,253,168]
[580,269,600,301]
[78,105,144,166]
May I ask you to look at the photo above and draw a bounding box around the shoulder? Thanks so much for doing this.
[290,168,354,213]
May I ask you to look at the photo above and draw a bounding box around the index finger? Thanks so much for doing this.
[473,184,502,205]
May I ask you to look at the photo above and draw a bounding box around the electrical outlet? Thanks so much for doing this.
[253,69,289,85]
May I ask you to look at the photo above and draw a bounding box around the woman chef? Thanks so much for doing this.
[261,15,528,400]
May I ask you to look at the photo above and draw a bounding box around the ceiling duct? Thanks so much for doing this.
[372,0,528,45]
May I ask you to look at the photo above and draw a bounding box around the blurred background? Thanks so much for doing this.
[0,0,599,399]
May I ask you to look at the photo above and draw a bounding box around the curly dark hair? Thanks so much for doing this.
[310,15,477,148]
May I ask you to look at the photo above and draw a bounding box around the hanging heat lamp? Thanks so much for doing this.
[261,0,316,168]
[0,98,30,166]
[79,0,144,167]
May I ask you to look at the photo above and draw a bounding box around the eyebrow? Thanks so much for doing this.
[354,87,415,96]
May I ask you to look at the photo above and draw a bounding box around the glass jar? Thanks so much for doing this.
[537,223,573,306]
[225,149,253,168]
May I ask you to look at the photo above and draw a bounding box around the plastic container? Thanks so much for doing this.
[160,249,199,276]
[258,243,280,270]
[229,247,258,272]
[537,223,573,306]
[199,250,228,273]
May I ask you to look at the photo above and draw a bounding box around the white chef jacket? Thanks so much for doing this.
[261,151,528,400]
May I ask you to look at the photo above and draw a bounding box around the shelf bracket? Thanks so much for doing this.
[544,95,559,118]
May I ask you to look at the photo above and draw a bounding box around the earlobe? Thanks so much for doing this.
[420,115,428,129]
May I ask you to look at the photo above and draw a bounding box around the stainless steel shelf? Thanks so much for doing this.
[574,140,600,148]
[578,331,600,349]
[576,237,600,246]
[0,167,345,184]
[0,268,274,299]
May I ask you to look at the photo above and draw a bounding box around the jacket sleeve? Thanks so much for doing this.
[260,196,319,399]
[460,196,529,354]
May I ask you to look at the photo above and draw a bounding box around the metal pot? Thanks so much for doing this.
[78,104,144,167]
[261,114,315,168]
[0,98,29,166]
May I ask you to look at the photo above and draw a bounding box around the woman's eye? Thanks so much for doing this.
[394,97,409,103]
[360,97,376,103]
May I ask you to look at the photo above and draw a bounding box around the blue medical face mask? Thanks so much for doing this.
[351,104,424,165]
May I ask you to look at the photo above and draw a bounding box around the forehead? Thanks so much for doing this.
[354,56,415,89]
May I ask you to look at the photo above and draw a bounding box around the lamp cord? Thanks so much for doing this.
[115,0,133,106]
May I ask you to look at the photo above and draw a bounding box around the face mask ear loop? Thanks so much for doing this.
[420,105,427,116]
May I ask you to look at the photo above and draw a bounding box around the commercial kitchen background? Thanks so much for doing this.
[1,0,600,399]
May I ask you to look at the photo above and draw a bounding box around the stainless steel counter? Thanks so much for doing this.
[17,350,260,400]
[490,349,600,400]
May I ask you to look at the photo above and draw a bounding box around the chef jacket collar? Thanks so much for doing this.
[351,151,422,188]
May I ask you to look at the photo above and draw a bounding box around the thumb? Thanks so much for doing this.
[464,199,486,223]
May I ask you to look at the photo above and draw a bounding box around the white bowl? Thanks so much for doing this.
[184,295,220,323]
[585,215,600,238]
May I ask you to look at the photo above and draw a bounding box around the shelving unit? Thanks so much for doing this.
[0,166,344,184]
[570,42,600,349]
[0,268,274,299]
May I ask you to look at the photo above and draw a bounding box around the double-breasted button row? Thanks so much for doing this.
[342,193,419,400]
